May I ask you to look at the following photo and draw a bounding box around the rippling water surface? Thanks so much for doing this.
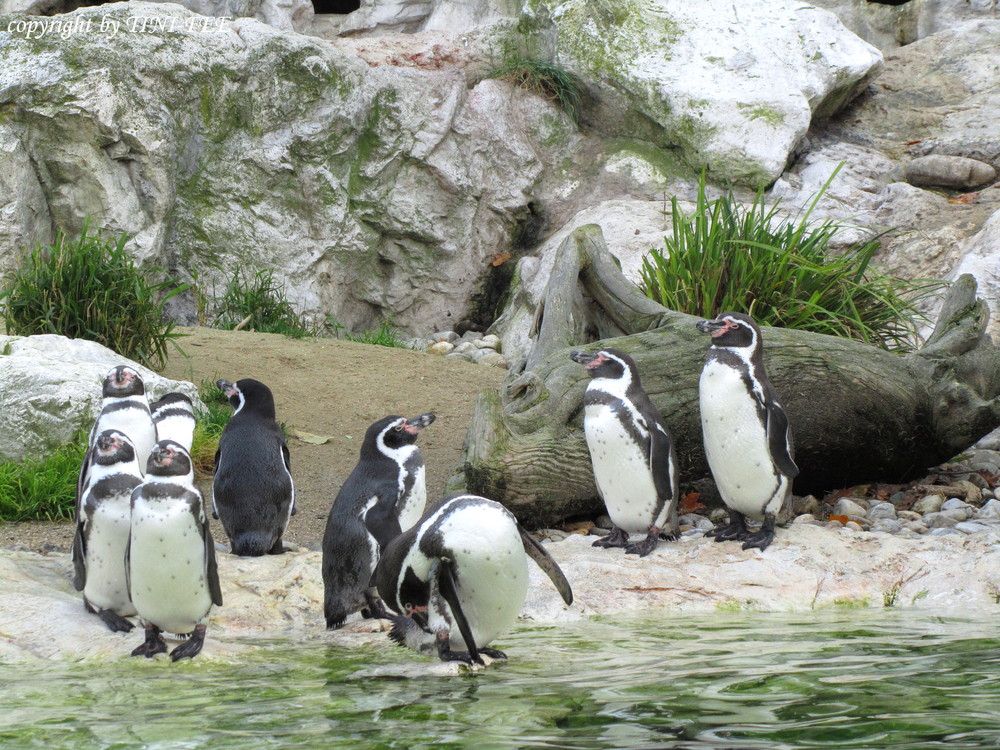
[2,609,998,749]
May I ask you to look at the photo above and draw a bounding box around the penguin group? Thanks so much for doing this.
[69,308,790,665]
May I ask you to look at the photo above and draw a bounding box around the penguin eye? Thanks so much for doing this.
[394,422,405,432]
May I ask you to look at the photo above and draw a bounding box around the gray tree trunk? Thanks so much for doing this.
[458,224,1000,527]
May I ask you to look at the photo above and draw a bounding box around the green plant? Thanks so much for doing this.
[213,269,313,338]
[0,435,87,522]
[0,220,187,369]
[485,58,584,125]
[639,168,946,351]
[327,316,409,349]
[189,378,233,479]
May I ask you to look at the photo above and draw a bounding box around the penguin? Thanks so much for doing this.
[696,312,799,551]
[375,494,574,665]
[78,365,156,500]
[150,392,196,451]
[212,378,295,556]
[321,413,435,629]
[71,429,143,632]
[570,348,680,557]
[127,440,223,661]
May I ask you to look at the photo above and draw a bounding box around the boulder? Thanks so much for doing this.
[0,334,201,461]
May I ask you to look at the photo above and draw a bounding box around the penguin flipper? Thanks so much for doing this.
[765,401,799,478]
[281,441,296,516]
[436,559,482,665]
[648,421,679,534]
[518,526,574,606]
[71,518,87,591]
[76,447,93,514]
[203,514,223,607]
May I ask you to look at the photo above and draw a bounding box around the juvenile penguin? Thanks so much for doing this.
[570,348,680,556]
[128,440,223,661]
[213,378,295,556]
[79,365,156,498]
[72,429,143,632]
[375,494,574,665]
[150,392,196,451]
[696,312,799,551]
[321,413,436,629]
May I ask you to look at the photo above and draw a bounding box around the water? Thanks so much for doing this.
[2,609,998,749]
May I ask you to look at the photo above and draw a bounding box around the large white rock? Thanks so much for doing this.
[547,0,882,187]
[950,209,1000,342]
[1,523,997,661]
[0,334,200,461]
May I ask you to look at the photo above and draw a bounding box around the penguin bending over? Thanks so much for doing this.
[321,413,435,629]
[151,392,196,451]
[570,348,679,556]
[79,365,156,500]
[696,312,798,551]
[375,494,573,665]
[213,378,295,556]
[72,429,143,632]
[128,440,222,661]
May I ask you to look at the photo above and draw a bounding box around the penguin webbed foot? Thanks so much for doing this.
[624,530,659,557]
[361,593,391,620]
[131,626,168,658]
[592,526,629,549]
[96,608,135,633]
[169,626,206,661]
[706,512,749,543]
[436,630,484,666]
[479,647,508,660]
[267,538,286,555]
[741,516,777,552]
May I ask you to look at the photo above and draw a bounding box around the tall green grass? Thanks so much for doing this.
[0,221,187,369]
[190,378,233,479]
[0,435,87,522]
[639,169,945,351]
[213,269,314,338]
[485,58,584,125]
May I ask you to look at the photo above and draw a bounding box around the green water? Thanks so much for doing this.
[2,609,998,749]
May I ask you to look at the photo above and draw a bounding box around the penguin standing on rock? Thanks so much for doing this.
[213,378,295,556]
[321,413,435,629]
[570,348,679,556]
[375,494,573,665]
[696,312,798,551]
[150,392,196,451]
[128,440,222,660]
[72,429,143,632]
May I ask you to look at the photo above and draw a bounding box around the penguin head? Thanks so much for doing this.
[570,348,636,381]
[102,365,145,398]
[216,378,276,420]
[93,429,137,465]
[366,413,436,456]
[696,312,760,350]
[146,440,194,478]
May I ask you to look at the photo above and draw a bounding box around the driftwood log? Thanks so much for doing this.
[459,225,1000,527]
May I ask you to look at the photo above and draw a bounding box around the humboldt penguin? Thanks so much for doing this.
[212,378,295,556]
[571,348,679,556]
[150,392,196,451]
[128,440,222,660]
[72,429,143,632]
[376,494,573,664]
[696,312,799,551]
[321,413,435,629]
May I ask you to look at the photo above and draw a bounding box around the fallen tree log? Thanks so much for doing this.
[459,224,1000,527]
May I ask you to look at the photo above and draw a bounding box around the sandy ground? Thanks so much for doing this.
[0,327,503,553]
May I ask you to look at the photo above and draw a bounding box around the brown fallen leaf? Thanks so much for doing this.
[948,192,980,204]
[679,491,706,514]
[490,252,512,267]
[289,428,332,445]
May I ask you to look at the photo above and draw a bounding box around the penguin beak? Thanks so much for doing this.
[112,367,134,387]
[96,433,118,453]
[216,379,239,398]
[696,318,735,337]
[402,413,435,434]
[570,351,603,368]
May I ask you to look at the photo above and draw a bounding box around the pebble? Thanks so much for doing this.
[844,521,864,532]
[955,521,993,535]
[430,331,460,344]
[428,341,454,355]
[897,510,922,522]
[867,501,897,522]
[792,513,816,524]
[871,519,903,534]
[833,497,868,518]
[418,329,508,367]
[913,494,945,514]
[923,512,958,529]
[793,495,820,516]
[978,499,1000,519]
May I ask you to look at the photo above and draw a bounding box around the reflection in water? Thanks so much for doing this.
[1,609,998,748]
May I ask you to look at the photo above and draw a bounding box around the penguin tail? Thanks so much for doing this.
[231,532,274,557]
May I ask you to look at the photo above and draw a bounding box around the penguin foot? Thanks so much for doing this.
[592,526,629,549]
[479,647,508,660]
[361,593,391,620]
[96,609,135,633]
[436,630,484,666]
[625,531,659,557]
[741,530,775,552]
[706,519,748,542]
[170,626,206,661]
[131,626,167,658]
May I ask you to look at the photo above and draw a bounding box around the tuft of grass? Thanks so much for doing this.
[190,378,232,479]
[327,316,409,349]
[639,167,946,351]
[212,269,314,338]
[0,434,87,522]
[485,58,584,125]
[0,220,187,369]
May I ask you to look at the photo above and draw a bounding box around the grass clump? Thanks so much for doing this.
[213,269,314,338]
[190,378,233,479]
[0,221,187,369]
[485,58,584,125]
[639,168,945,351]
[0,435,87,522]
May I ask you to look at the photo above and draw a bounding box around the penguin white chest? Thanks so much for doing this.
[83,493,136,615]
[583,401,657,533]
[396,451,426,532]
[129,499,212,634]
[699,360,783,519]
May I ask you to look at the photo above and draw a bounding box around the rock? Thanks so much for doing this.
[867,502,897,522]
[978,498,1000,519]
[475,334,501,351]
[928,527,964,537]
[833,497,869,518]
[0,334,200,461]
[793,495,821,516]
[913,494,946,514]
[953,480,984,506]
[548,0,882,187]
[453,341,476,354]
[905,520,929,534]
[844,520,865,532]
[923,512,958,529]
[905,155,997,190]
[897,510,922,522]
[430,331,460,344]
[955,521,994,535]
[949,210,1000,343]
[871,519,903,534]
[427,341,455,355]
[792,513,816,524]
